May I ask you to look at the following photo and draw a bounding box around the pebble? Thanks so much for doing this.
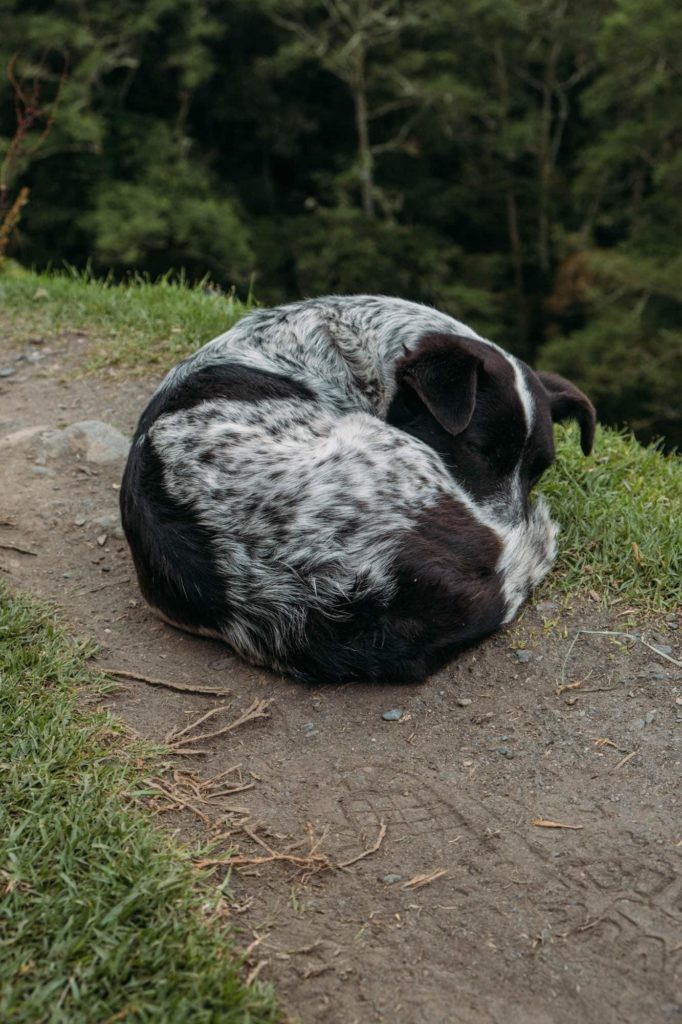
[667,622,678,631]
[644,709,658,725]
[96,533,108,547]
[381,874,402,885]
[496,745,514,758]
[652,644,673,657]
[639,663,668,681]
[74,516,86,526]
[30,465,51,476]
[0,366,16,377]
[382,709,404,722]
[536,600,558,615]
[514,650,533,663]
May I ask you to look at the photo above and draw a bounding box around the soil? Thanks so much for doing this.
[1,327,681,1024]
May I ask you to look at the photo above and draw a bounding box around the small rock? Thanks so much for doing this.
[30,465,51,476]
[667,622,678,631]
[41,420,130,464]
[96,533,108,547]
[382,708,404,722]
[632,718,646,730]
[93,511,125,539]
[381,873,402,885]
[456,697,472,707]
[644,709,658,725]
[536,600,558,616]
[74,516,86,527]
[639,662,668,681]
[0,366,16,378]
[496,745,510,757]
[652,644,673,657]
[514,650,533,663]
[675,696,682,706]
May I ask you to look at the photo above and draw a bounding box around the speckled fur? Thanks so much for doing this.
[122,295,593,682]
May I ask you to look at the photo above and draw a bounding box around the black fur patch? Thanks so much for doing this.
[136,360,315,435]
[121,362,315,631]
[281,495,505,684]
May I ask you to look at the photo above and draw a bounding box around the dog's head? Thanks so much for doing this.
[387,332,595,516]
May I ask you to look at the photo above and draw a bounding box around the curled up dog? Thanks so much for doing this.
[120,296,596,684]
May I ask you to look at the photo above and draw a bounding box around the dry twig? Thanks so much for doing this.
[401,869,447,890]
[532,818,584,830]
[339,821,387,868]
[167,698,272,750]
[0,542,38,556]
[101,666,233,697]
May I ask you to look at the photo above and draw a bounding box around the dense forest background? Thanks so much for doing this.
[1,0,681,447]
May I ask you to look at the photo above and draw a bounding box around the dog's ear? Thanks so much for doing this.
[536,371,596,455]
[396,334,484,436]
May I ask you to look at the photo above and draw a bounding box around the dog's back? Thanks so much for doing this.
[121,297,593,683]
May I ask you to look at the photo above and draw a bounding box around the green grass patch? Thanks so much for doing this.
[540,424,682,610]
[0,266,250,372]
[0,585,279,1024]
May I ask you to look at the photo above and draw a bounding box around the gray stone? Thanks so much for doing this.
[644,709,658,725]
[0,366,16,378]
[92,511,125,540]
[382,708,404,721]
[652,644,673,657]
[536,601,558,616]
[62,421,130,464]
[514,650,533,663]
[0,425,50,447]
[457,697,472,707]
[381,874,402,885]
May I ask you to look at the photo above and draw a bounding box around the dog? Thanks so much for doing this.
[120,295,595,684]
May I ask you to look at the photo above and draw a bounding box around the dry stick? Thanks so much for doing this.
[532,818,584,830]
[402,868,447,890]
[146,779,211,826]
[100,666,233,697]
[611,750,638,772]
[561,630,682,692]
[169,698,272,748]
[339,821,387,868]
[0,542,38,556]
[167,703,233,743]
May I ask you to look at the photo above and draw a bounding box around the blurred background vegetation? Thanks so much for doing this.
[1,0,681,448]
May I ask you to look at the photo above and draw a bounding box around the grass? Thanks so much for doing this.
[0,265,250,371]
[540,423,682,610]
[2,266,680,611]
[0,585,280,1024]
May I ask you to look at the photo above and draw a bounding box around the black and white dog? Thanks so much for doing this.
[121,296,595,684]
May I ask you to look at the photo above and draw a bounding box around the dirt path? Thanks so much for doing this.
[1,331,681,1024]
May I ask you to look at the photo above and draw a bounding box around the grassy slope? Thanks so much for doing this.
[0,586,279,1024]
[0,265,250,371]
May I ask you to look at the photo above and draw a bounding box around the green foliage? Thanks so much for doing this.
[1,0,681,443]
[541,249,682,447]
[539,424,682,610]
[0,584,279,1023]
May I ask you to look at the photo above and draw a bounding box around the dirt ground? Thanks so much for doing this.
[1,327,681,1024]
